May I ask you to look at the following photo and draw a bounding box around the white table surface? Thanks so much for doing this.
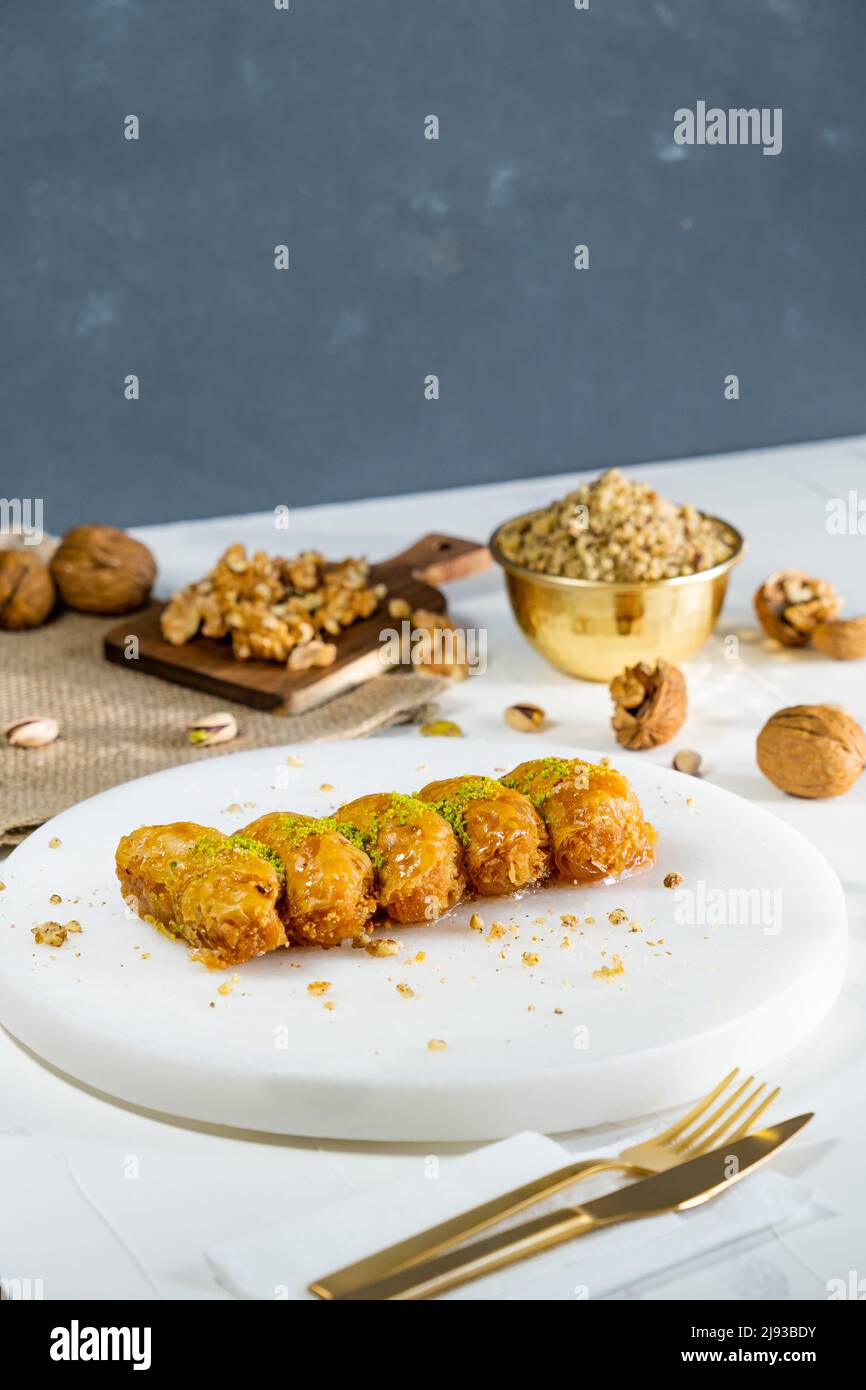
[3,435,866,1301]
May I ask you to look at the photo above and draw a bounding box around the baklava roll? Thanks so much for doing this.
[115,822,287,967]
[335,792,465,923]
[242,812,375,947]
[502,758,656,883]
[417,775,549,896]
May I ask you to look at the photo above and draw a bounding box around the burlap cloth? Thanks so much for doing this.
[0,614,446,845]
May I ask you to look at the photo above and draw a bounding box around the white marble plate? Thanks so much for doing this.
[0,741,847,1140]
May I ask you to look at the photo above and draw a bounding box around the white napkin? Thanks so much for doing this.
[206,1130,817,1301]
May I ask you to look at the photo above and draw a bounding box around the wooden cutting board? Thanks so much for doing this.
[103,533,490,713]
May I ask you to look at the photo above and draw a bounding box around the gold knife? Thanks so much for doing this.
[323,1112,812,1301]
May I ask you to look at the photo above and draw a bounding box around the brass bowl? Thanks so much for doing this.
[490,511,744,682]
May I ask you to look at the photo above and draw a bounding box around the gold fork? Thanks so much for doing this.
[310,1068,778,1300]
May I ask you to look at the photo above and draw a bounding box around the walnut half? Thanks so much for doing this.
[609,660,687,750]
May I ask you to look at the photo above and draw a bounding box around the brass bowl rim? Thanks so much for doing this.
[489,509,745,592]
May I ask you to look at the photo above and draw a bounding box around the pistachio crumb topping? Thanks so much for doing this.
[190,832,285,881]
[424,777,503,846]
[502,758,584,807]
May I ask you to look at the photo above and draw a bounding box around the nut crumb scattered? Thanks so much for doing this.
[396,982,415,998]
[366,938,400,958]
[663,872,684,889]
[608,908,628,925]
[561,936,572,949]
[323,1000,336,1011]
[307,980,332,996]
[287,755,304,766]
[469,912,484,932]
[560,913,578,927]
[522,952,540,967]
[629,921,642,933]
[584,916,596,926]
[49,837,62,849]
[487,922,507,941]
[32,921,77,947]
[427,1038,447,1052]
[593,954,625,981]
[320,782,334,792]
[49,894,62,905]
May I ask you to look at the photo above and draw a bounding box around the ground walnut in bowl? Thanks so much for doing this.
[495,469,737,582]
[491,470,743,682]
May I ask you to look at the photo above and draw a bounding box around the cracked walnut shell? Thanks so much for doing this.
[756,705,866,799]
[609,660,687,750]
[51,525,156,615]
[0,550,56,629]
[753,570,840,646]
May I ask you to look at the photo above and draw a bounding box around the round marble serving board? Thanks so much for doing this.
[0,741,847,1141]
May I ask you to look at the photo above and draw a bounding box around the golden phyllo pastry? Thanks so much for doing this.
[242,812,376,947]
[115,822,286,967]
[503,758,656,883]
[335,792,465,923]
[417,775,549,896]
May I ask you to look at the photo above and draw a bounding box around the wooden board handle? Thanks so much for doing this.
[385,533,491,588]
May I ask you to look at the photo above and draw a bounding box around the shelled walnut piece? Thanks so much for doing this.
[405,607,469,680]
[609,660,687,750]
[756,705,866,799]
[753,570,840,647]
[160,544,386,668]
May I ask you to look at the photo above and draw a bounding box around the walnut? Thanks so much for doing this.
[158,544,383,667]
[756,705,866,799]
[609,660,687,750]
[409,608,469,681]
[811,616,866,662]
[287,638,337,671]
[51,525,156,614]
[754,570,840,646]
[0,550,56,629]
[161,590,203,645]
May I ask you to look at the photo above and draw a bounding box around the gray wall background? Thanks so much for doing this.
[2,0,865,531]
